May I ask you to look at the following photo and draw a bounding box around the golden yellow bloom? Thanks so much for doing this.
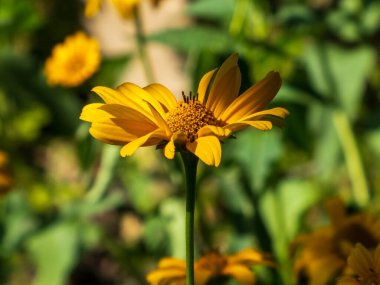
[338,243,380,285]
[146,248,274,285]
[85,0,103,17]
[0,151,12,196]
[84,0,164,18]
[80,54,288,166]
[44,32,100,87]
[291,198,380,285]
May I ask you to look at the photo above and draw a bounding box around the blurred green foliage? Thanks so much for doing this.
[0,0,380,284]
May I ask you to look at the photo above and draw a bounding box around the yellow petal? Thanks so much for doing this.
[206,54,241,118]
[92,85,155,122]
[163,138,176,160]
[144,83,178,112]
[98,104,156,124]
[222,264,256,285]
[86,104,158,136]
[225,120,273,133]
[146,268,186,284]
[80,103,106,122]
[238,107,289,121]
[144,101,172,136]
[220,71,282,123]
[117,82,167,118]
[197,68,217,104]
[198,125,231,139]
[84,0,103,17]
[228,249,268,266]
[120,129,168,157]
[158,258,186,269]
[186,136,221,166]
[89,122,136,144]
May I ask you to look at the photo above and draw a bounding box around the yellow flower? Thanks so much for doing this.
[44,32,101,87]
[80,54,288,166]
[146,248,274,285]
[84,0,164,18]
[84,0,103,17]
[0,151,12,197]
[338,243,380,285]
[291,198,380,285]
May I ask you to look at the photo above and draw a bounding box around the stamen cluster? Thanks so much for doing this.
[166,92,218,142]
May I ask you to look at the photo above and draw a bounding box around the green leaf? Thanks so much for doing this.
[27,223,79,285]
[224,129,284,192]
[260,179,321,283]
[187,0,234,22]
[304,43,375,119]
[216,167,254,217]
[148,27,233,53]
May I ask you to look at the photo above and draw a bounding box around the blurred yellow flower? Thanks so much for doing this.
[84,0,103,17]
[80,54,288,166]
[146,248,274,285]
[44,32,100,87]
[291,198,380,285]
[338,243,380,285]
[0,151,12,196]
[84,0,164,18]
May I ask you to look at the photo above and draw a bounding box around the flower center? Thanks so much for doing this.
[166,92,218,142]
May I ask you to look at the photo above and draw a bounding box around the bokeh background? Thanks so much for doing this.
[1,0,380,284]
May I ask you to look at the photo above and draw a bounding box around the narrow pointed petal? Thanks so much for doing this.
[144,83,178,112]
[206,54,241,118]
[220,71,282,123]
[186,136,221,166]
[198,125,232,139]
[145,102,172,136]
[222,264,256,285]
[225,120,273,132]
[120,129,168,157]
[197,68,217,104]
[238,107,289,121]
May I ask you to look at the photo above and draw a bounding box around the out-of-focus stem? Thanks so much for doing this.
[133,7,155,83]
[86,145,120,203]
[332,110,369,207]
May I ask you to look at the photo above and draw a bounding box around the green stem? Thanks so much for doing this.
[180,152,198,285]
[332,110,369,207]
[133,7,155,83]
[86,145,120,203]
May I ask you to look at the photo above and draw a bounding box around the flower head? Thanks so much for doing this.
[291,198,380,285]
[80,54,288,166]
[44,32,101,87]
[84,0,164,18]
[146,248,274,285]
[338,243,380,285]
